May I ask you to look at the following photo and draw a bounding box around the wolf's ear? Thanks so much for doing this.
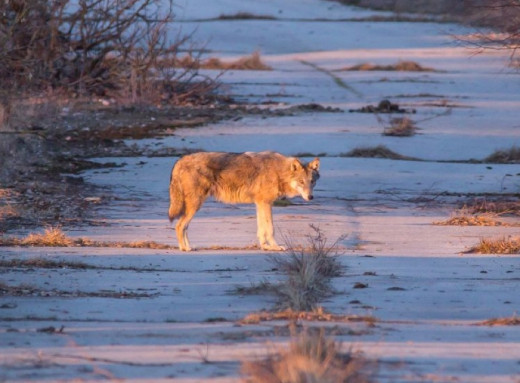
[290,159,304,172]
[308,157,320,171]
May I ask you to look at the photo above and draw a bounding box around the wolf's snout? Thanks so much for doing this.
[308,195,314,200]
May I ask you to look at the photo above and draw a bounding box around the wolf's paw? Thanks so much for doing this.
[179,246,192,252]
[261,244,286,252]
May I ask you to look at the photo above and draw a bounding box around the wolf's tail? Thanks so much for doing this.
[168,168,184,223]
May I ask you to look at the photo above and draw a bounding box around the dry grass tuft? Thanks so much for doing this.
[484,146,520,163]
[270,225,345,311]
[241,307,377,326]
[465,237,520,254]
[241,328,372,383]
[382,117,418,137]
[0,258,90,269]
[478,315,520,326]
[342,60,435,72]
[434,215,506,227]
[463,198,520,216]
[0,227,177,250]
[21,227,74,247]
[341,145,415,161]
[217,12,276,20]
[234,226,345,311]
[176,52,272,71]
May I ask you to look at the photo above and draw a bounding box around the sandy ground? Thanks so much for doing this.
[1,1,520,382]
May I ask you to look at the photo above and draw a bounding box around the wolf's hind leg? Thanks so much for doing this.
[175,215,191,251]
[176,195,205,251]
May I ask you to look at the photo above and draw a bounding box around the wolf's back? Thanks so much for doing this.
[168,163,185,222]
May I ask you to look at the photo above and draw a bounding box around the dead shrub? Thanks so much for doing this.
[463,198,520,216]
[465,237,520,254]
[0,0,217,111]
[341,60,435,72]
[241,328,372,383]
[484,146,520,163]
[234,226,345,311]
[383,117,418,136]
[340,145,415,160]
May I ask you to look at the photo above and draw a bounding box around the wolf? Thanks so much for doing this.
[168,151,320,251]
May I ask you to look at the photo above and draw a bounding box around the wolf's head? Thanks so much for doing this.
[289,157,320,201]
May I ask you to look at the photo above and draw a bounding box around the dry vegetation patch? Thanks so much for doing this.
[0,281,153,298]
[477,315,520,326]
[241,307,377,326]
[434,215,507,227]
[0,258,90,269]
[340,145,417,161]
[175,52,272,71]
[462,198,520,216]
[349,99,413,114]
[465,237,520,254]
[217,12,276,20]
[241,329,373,383]
[382,117,418,137]
[341,60,435,72]
[233,226,345,312]
[0,227,177,250]
[271,226,345,311]
[484,146,520,163]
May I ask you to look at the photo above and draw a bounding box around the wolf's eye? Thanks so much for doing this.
[298,180,305,185]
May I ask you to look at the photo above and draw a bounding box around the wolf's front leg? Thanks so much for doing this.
[256,202,285,251]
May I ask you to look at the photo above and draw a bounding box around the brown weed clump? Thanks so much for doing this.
[434,215,506,227]
[484,146,520,163]
[340,145,415,160]
[241,329,372,383]
[240,307,377,326]
[0,227,177,249]
[466,237,520,254]
[478,315,520,326]
[175,52,272,71]
[382,117,418,137]
[342,60,435,72]
[21,227,74,247]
